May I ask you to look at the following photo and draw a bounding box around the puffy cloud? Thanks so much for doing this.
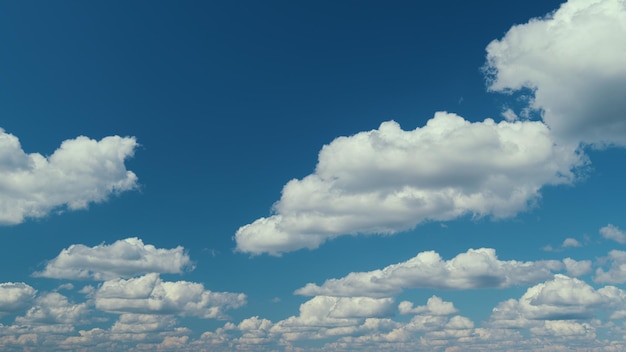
[594,250,626,283]
[0,129,138,225]
[562,238,582,248]
[296,248,562,297]
[600,224,626,244]
[110,314,177,333]
[563,258,592,277]
[236,113,583,255]
[485,0,626,147]
[34,238,192,280]
[251,296,395,341]
[15,292,89,326]
[270,296,395,340]
[0,282,36,314]
[94,273,246,318]
[398,296,457,316]
[529,320,596,338]
[207,297,395,344]
[490,275,626,327]
[501,108,518,122]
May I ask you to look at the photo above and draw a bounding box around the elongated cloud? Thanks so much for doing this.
[34,238,192,280]
[296,248,563,298]
[485,0,626,147]
[0,129,138,225]
[95,273,246,319]
[236,113,584,255]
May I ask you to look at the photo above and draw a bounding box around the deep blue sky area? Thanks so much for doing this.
[1,1,625,351]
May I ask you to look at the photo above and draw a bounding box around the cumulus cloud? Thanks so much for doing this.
[0,129,138,225]
[236,113,584,255]
[264,296,397,342]
[485,0,626,147]
[34,238,192,280]
[296,248,562,297]
[110,314,177,333]
[563,258,592,277]
[599,224,626,244]
[0,282,36,314]
[15,292,89,326]
[490,274,626,327]
[94,273,246,319]
[250,296,398,343]
[562,238,582,248]
[398,296,457,316]
[594,250,626,284]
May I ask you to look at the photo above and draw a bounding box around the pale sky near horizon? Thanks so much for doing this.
[2,0,626,350]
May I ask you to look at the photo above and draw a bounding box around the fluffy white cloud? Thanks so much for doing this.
[296,248,562,297]
[594,250,626,283]
[110,314,177,333]
[600,224,626,244]
[34,238,192,280]
[562,238,582,248]
[236,113,583,255]
[490,274,626,327]
[0,282,36,314]
[485,0,626,147]
[563,258,592,277]
[262,296,397,342]
[529,320,596,338]
[398,296,457,316]
[15,292,89,326]
[94,273,246,318]
[0,129,138,225]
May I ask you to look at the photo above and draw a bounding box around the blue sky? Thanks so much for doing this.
[1,0,626,350]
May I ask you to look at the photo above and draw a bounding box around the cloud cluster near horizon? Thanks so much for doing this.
[198,243,626,351]
[0,130,138,225]
[235,0,626,255]
[0,238,246,350]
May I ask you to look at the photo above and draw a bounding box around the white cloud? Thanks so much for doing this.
[0,129,138,225]
[529,320,596,338]
[94,273,246,319]
[594,250,626,283]
[501,108,518,122]
[34,237,192,280]
[490,274,626,326]
[0,282,36,314]
[398,296,457,316]
[267,297,398,343]
[562,238,582,248]
[292,296,392,324]
[15,292,89,326]
[599,224,626,244]
[485,0,626,147]
[296,248,562,297]
[110,314,177,333]
[236,113,584,255]
[563,258,592,277]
